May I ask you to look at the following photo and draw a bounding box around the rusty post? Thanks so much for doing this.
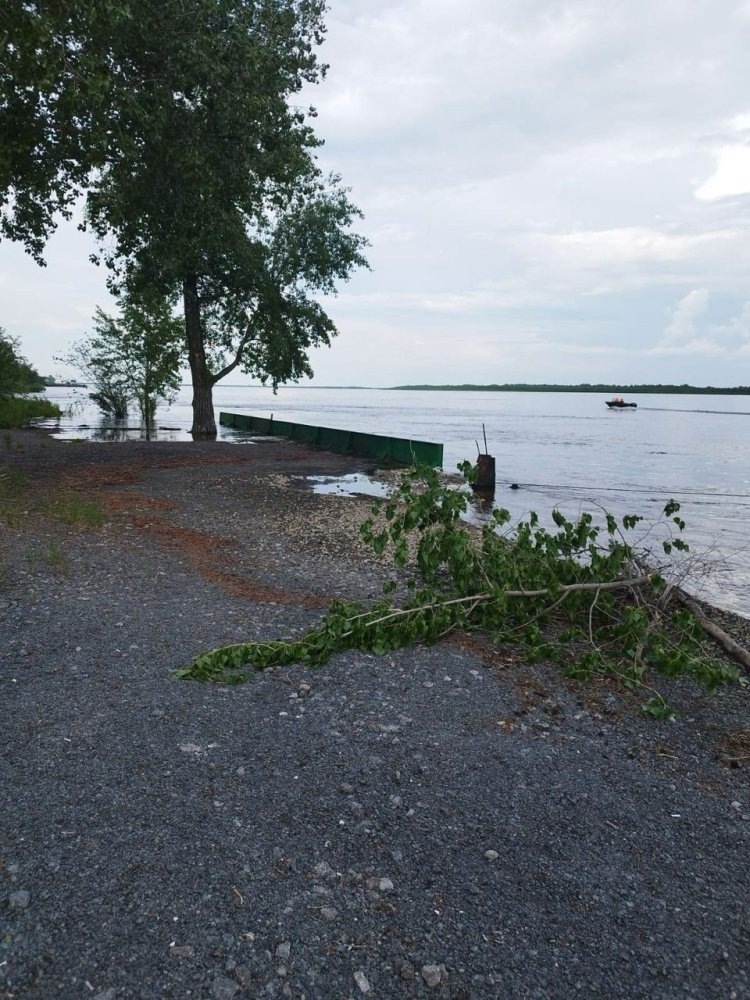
[473,453,496,493]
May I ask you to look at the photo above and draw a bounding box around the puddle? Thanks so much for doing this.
[304,473,391,499]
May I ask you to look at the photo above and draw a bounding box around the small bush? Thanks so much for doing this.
[0,395,61,429]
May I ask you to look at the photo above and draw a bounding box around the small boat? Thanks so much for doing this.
[606,397,637,409]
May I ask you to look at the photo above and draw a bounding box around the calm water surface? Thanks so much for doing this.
[42,385,750,615]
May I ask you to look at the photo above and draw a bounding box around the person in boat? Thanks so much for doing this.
[612,395,624,403]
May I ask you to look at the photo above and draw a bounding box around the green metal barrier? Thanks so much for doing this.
[219,412,443,467]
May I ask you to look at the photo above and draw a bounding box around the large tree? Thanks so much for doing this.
[1,2,368,435]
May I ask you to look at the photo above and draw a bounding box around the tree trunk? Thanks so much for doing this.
[183,271,217,437]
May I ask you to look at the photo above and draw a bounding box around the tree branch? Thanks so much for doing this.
[340,573,657,636]
[210,317,257,386]
[674,594,750,672]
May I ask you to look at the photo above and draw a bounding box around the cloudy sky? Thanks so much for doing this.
[3,0,750,386]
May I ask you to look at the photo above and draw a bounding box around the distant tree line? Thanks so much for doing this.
[392,383,750,395]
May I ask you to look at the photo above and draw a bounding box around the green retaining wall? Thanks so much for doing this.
[219,412,444,467]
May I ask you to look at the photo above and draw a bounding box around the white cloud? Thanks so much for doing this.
[695,145,750,200]
[714,299,750,345]
[661,289,710,345]
[652,292,750,360]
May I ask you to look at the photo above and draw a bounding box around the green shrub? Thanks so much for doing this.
[0,395,61,429]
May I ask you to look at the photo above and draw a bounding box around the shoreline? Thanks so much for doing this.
[2,429,749,998]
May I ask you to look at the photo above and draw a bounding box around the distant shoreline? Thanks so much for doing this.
[391,383,750,395]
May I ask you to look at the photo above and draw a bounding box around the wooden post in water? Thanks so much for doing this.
[472,423,496,494]
[474,453,496,492]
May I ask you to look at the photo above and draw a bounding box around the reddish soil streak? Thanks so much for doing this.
[125,512,328,609]
[54,453,248,492]
[104,492,178,512]
[45,453,330,609]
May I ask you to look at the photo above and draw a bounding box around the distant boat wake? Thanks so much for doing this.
[639,406,750,416]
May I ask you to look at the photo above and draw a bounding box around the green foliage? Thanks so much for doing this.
[0,2,136,260]
[64,291,184,426]
[177,464,742,716]
[0,329,46,395]
[1,2,368,435]
[0,395,60,429]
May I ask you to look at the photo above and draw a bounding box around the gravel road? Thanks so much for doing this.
[1,429,749,1000]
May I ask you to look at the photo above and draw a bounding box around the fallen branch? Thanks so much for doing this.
[177,464,745,718]
[674,594,750,672]
[342,573,656,634]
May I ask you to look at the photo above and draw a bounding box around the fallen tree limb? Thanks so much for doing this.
[342,573,657,635]
[178,464,746,718]
[674,593,750,672]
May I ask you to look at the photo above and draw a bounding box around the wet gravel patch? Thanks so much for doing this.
[1,430,749,999]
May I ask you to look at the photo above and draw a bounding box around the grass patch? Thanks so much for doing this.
[0,395,61,429]
[0,468,27,524]
[45,539,68,573]
[0,469,106,529]
[48,493,106,528]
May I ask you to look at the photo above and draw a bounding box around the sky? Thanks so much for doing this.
[3,0,750,387]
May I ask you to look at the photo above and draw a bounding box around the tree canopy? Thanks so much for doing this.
[1,1,368,433]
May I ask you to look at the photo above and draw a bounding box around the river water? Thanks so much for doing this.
[41,384,750,616]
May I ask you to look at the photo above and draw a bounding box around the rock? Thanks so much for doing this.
[484,850,499,861]
[234,966,253,988]
[313,861,334,877]
[212,977,240,999]
[349,800,366,818]
[169,945,195,958]
[354,970,371,993]
[93,990,117,1000]
[320,906,338,922]
[421,964,445,988]
[275,941,291,961]
[396,960,415,981]
[366,876,393,891]
[8,889,30,910]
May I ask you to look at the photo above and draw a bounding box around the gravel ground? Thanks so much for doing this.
[1,429,749,1000]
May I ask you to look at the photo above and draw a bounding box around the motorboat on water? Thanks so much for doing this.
[606,397,637,409]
